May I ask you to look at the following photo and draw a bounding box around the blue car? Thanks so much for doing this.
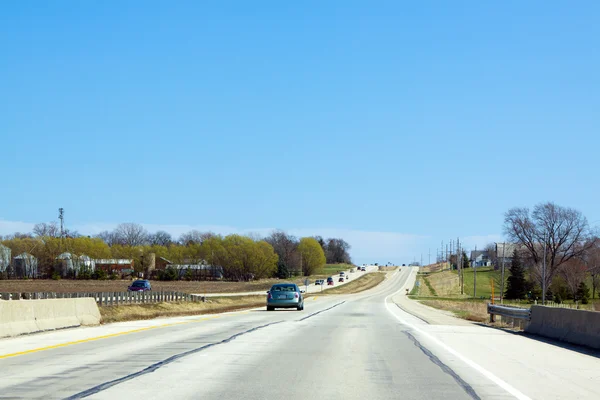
[266,283,304,311]
[128,279,152,292]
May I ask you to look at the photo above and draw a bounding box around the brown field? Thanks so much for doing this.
[0,278,305,294]
[100,296,265,323]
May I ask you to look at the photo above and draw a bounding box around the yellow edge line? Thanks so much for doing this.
[312,296,318,301]
[0,315,221,360]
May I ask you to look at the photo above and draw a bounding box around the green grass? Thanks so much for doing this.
[317,263,355,276]
[459,267,504,299]
[423,276,438,296]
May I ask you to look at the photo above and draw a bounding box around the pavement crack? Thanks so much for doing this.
[395,302,430,324]
[64,321,283,399]
[297,301,345,321]
[404,331,481,400]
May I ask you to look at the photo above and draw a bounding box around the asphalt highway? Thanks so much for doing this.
[0,268,598,400]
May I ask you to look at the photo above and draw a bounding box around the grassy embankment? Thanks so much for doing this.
[319,272,386,295]
[411,267,598,323]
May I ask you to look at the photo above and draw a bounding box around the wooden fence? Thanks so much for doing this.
[0,291,205,306]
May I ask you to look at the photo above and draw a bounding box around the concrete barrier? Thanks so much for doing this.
[0,298,101,339]
[525,305,600,349]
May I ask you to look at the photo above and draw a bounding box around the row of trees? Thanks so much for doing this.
[501,202,599,303]
[0,224,350,281]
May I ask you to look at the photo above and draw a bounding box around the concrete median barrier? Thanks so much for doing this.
[0,298,101,339]
[526,305,600,349]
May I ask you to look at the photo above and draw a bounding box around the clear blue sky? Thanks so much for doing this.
[1,1,599,264]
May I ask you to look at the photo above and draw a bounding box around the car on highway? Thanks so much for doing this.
[360,266,366,271]
[315,279,325,285]
[128,279,151,292]
[327,277,334,285]
[266,283,304,311]
[338,276,345,282]
[339,271,345,276]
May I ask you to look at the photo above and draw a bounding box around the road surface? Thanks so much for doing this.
[0,268,598,399]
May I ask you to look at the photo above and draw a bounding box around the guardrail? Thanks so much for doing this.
[487,303,531,329]
[0,291,206,306]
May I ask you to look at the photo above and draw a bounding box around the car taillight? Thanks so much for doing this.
[268,293,272,299]
[294,292,299,298]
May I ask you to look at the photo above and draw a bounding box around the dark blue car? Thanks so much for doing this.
[128,279,152,292]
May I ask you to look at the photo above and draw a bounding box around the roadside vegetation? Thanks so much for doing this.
[100,295,265,323]
[319,272,386,295]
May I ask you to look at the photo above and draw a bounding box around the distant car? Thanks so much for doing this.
[360,267,366,271]
[128,279,151,292]
[327,277,334,285]
[339,271,345,276]
[338,277,345,282]
[266,283,304,311]
[315,279,325,285]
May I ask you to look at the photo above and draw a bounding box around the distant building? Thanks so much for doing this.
[470,250,491,267]
[13,253,38,278]
[155,257,173,270]
[94,259,134,274]
[494,243,519,267]
[56,252,96,277]
[0,244,10,273]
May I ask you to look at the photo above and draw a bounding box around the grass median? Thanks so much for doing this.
[318,272,386,295]
[99,295,265,323]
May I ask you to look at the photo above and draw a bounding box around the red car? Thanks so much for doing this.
[338,277,345,282]
[327,277,334,286]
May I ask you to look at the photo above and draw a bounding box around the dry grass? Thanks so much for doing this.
[99,295,265,323]
[419,299,489,323]
[319,272,386,295]
[0,277,316,295]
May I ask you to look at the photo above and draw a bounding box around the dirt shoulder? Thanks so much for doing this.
[100,295,265,323]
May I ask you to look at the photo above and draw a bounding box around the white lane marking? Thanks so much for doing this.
[384,286,532,400]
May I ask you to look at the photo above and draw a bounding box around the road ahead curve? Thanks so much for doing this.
[1,268,598,400]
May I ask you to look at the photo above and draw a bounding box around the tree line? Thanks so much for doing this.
[0,224,351,281]
[501,202,599,303]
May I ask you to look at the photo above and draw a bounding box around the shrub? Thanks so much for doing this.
[51,272,61,280]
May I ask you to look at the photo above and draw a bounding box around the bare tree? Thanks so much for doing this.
[583,238,600,299]
[265,230,300,272]
[114,223,149,246]
[179,230,215,245]
[504,202,593,289]
[560,258,588,300]
[95,230,119,246]
[33,222,60,238]
[325,238,352,264]
[149,230,173,247]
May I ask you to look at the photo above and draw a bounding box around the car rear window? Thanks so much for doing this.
[271,285,296,292]
[132,281,146,287]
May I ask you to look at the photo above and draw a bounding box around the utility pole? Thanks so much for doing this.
[457,237,463,294]
[473,245,477,299]
[500,242,506,304]
[542,232,547,305]
[58,208,65,238]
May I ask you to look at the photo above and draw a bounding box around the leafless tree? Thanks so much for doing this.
[560,258,588,300]
[582,238,600,299]
[265,230,300,272]
[179,230,215,245]
[325,238,352,264]
[148,230,173,247]
[95,230,119,246]
[504,202,593,289]
[33,222,60,237]
[114,223,149,246]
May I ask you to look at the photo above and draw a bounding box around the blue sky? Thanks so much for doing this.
[1,1,599,265]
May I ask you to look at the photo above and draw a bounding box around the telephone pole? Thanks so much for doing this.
[473,245,477,299]
[58,208,65,238]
